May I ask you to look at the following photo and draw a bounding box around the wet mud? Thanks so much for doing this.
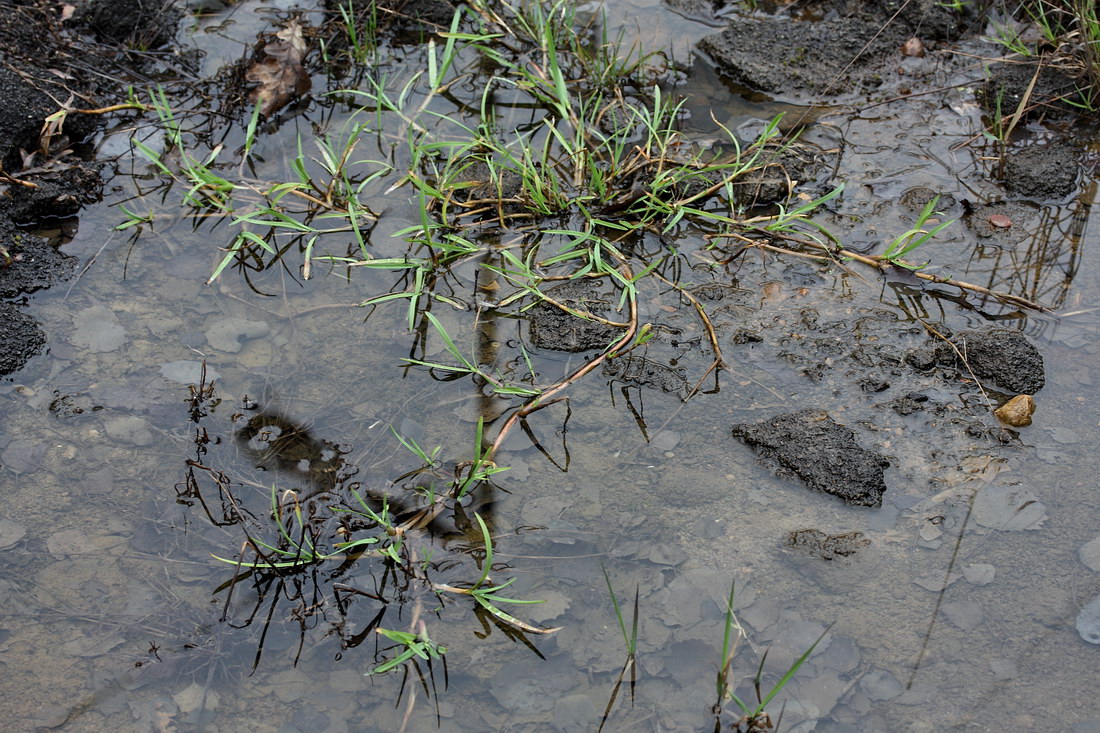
[1,0,1100,732]
[732,408,890,507]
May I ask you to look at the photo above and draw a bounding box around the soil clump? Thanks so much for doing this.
[1003,144,1079,200]
[0,223,75,297]
[905,328,1045,395]
[731,408,890,507]
[73,0,181,48]
[698,0,959,102]
[0,0,169,378]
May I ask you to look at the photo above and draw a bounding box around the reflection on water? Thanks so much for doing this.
[2,1,1100,732]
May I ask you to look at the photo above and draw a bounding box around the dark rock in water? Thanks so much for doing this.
[731,409,889,507]
[528,281,625,353]
[0,222,76,298]
[700,18,881,99]
[1076,591,1100,645]
[0,302,46,376]
[858,377,890,393]
[906,328,1045,394]
[1004,145,1078,200]
[787,528,870,560]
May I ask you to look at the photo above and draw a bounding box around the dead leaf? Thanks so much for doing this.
[39,93,74,156]
[60,4,76,21]
[246,19,310,118]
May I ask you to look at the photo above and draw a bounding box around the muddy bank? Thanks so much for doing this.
[0,0,172,375]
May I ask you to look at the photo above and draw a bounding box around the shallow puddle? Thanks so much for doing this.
[2,1,1100,732]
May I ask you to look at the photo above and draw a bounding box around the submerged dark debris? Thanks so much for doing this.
[731,409,890,508]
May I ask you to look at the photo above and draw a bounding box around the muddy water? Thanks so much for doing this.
[2,1,1100,732]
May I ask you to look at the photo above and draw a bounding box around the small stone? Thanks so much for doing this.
[71,305,126,353]
[553,693,597,733]
[650,430,680,451]
[1079,535,1100,572]
[0,519,27,549]
[913,572,961,591]
[160,360,220,385]
[994,394,1035,427]
[988,214,1013,229]
[204,317,270,353]
[47,528,95,556]
[104,415,155,446]
[963,563,996,585]
[990,658,1017,680]
[1075,591,1100,644]
[328,669,366,693]
[1,438,44,473]
[861,668,903,701]
[173,682,219,713]
[942,599,984,630]
[919,523,943,542]
[901,37,924,57]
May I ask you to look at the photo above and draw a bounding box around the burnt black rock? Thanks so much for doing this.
[0,302,45,376]
[906,328,1045,394]
[731,409,889,507]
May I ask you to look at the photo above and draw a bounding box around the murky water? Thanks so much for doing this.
[3,1,1100,732]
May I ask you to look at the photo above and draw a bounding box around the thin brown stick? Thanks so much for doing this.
[486,263,639,461]
[650,271,725,368]
[0,169,39,188]
[709,231,1049,312]
[71,102,150,115]
[526,289,631,328]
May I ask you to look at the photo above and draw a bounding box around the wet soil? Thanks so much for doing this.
[906,327,1046,394]
[528,280,627,352]
[0,0,165,375]
[0,301,44,374]
[698,0,959,101]
[732,408,891,507]
[1,1,1100,732]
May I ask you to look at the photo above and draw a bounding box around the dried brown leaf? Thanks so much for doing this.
[246,19,310,118]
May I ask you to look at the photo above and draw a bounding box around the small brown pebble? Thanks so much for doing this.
[988,214,1013,229]
[994,394,1035,427]
[901,37,925,57]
